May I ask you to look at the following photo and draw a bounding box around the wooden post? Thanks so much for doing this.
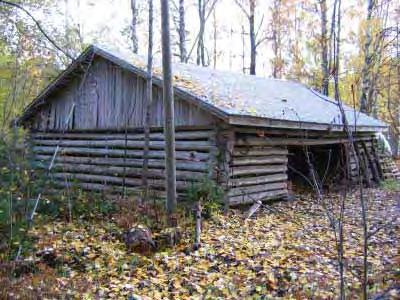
[355,142,371,187]
[370,138,383,180]
[160,0,177,216]
[217,128,234,213]
[361,140,379,183]
[193,200,202,250]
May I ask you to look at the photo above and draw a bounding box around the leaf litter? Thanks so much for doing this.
[2,188,399,299]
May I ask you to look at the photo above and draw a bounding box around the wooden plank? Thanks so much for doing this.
[370,139,383,179]
[216,129,235,212]
[361,141,380,182]
[31,130,214,141]
[230,173,287,187]
[36,162,205,181]
[34,154,207,172]
[231,165,287,177]
[32,138,213,151]
[228,181,287,197]
[235,136,376,147]
[233,146,288,157]
[232,155,288,166]
[51,172,191,190]
[32,146,210,161]
[229,189,287,205]
[234,126,375,138]
[228,115,386,132]
[354,144,371,187]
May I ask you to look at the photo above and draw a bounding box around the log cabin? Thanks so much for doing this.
[17,45,387,205]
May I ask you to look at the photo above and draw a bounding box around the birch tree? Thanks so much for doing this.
[131,0,139,53]
[319,0,329,95]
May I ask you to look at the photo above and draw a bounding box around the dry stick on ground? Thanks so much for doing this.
[193,200,202,250]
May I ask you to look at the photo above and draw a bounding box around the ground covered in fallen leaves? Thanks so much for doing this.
[1,187,399,299]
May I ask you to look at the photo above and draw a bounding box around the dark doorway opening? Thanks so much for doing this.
[287,144,345,192]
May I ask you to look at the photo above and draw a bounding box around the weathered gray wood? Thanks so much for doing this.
[232,155,288,166]
[230,173,287,187]
[31,130,214,140]
[51,172,191,190]
[33,146,209,161]
[229,115,384,132]
[30,56,217,131]
[231,165,287,177]
[361,140,380,182]
[35,154,207,172]
[229,189,287,205]
[236,136,375,147]
[37,162,205,181]
[234,126,375,138]
[216,129,235,212]
[233,146,288,157]
[228,181,287,197]
[32,138,213,151]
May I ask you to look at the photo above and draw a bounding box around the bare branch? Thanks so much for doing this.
[0,0,74,60]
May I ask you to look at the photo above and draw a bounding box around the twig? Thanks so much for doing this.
[0,0,74,60]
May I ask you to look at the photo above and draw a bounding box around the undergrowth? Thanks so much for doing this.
[380,179,400,192]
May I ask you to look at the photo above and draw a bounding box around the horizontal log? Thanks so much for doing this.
[236,136,374,147]
[32,146,210,161]
[36,162,206,181]
[32,139,212,151]
[233,147,288,157]
[229,189,287,205]
[232,155,288,166]
[228,181,287,197]
[233,126,375,138]
[230,173,288,187]
[31,130,214,141]
[231,165,287,177]
[35,154,208,172]
[51,173,191,191]
[32,125,214,134]
[52,180,192,199]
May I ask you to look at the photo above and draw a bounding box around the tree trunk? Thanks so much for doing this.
[197,0,206,66]
[212,7,217,69]
[160,0,177,217]
[178,0,187,62]
[142,0,154,201]
[320,0,329,96]
[249,0,256,75]
[359,0,375,113]
[333,1,345,299]
[271,0,282,79]
[131,0,139,54]
[333,0,341,103]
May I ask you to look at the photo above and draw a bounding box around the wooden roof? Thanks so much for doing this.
[18,45,387,132]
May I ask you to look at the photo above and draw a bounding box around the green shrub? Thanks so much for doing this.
[185,177,224,218]
[380,179,400,192]
[0,130,117,260]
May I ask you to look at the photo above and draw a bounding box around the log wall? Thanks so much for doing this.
[349,138,383,184]
[30,127,217,197]
[224,130,289,205]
